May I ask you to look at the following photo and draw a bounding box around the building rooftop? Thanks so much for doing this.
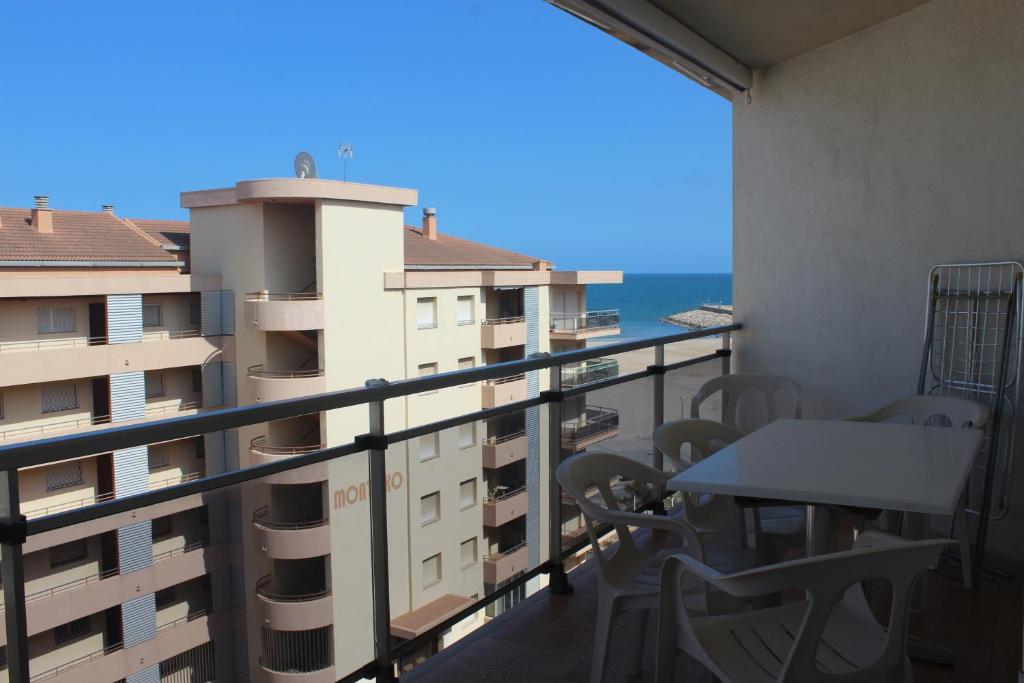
[126,217,190,250]
[0,207,179,265]
[404,225,542,270]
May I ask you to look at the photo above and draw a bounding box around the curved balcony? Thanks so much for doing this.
[259,625,334,682]
[253,506,331,560]
[255,575,333,630]
[248,365,326,403]
[245,291,324,331]
[250,436,328,484]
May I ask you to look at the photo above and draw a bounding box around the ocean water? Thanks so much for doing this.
[585,273,733,342]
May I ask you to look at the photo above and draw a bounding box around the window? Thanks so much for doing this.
[142,303,162,327]
[458,356,475,387]
[148,445,170,469]
[418,433,439,462]
[192,367,203,393]
[457,296,474,325]
[36,306,75,335]
[416,297,437,329]
[53,617,91,645]
[155,587,177,608]
[459,478,477,510]
[45,461,83,491]
[458,421,476,449]
[49,540,87,568]
[152,515,173,539]
[418,362,438,395]
[420,492,440,526]
[145,373,165,398]
[422,553,442,588]
[461,537,478,568]
[41,383,78,413]
[189,302,202,325]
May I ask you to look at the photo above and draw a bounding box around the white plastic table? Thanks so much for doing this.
[666,419,983,555]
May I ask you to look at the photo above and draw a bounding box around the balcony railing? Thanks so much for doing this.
[550,309,620,333]
[245,291,323,301]
[252,505,329,531]
[0,401,200,443]
[255,575,330,602]
[0,329,200,353]
[483,429,526,446]
[561,406,621,452]
[250,436,325,456]
[481,316,526,325]
[0,322,738,682]
[247,365,325,379]
[483,373,526,386]
[561,358,619,388]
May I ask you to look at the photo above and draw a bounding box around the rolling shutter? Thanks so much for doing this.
[107,294,143,344]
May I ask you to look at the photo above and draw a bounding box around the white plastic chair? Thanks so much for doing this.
[556,452,707,683]
[656,531,953,682]
[651,419,746,536]
[843,394,988,588]
[690,374,806,560]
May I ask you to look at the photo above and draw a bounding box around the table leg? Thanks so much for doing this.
[805,505,830,556]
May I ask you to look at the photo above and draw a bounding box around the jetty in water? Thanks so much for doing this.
[662,303,733,330]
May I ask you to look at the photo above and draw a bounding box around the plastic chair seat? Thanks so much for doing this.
[690,600,890,682]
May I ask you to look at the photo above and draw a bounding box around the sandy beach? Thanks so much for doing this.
[580,337,725,464]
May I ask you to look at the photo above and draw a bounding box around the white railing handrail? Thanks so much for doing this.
[484,429,527,445]
[246,291,323,301]
[248,364,325,379]
[484,373,526,386]
[484,541,528,561]
[485,485,527,502]
[481,316,526,325]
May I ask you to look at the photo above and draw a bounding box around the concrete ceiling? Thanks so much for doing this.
[647,0,933,68]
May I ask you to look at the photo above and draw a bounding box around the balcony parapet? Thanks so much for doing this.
[481,317,527,348]
[483,542,529,584]
[562,406,621,453]
[550,309,621,340]
[246,291,324,331]
[250,436,328,484]
[256,575,333,630]
[253,506,331,559]
[483,486,528,527]
[248,365,326,402]
[482,430,527,468]
[562,358,619,389]
[481,374,527,408]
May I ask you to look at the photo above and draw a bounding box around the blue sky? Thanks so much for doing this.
[0,1,732,272]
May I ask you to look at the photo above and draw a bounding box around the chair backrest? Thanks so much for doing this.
[556,452,671,584]
[845,395,988,429]
[660,532,953,682]
[652,419,745,529]
[690,374,802,433]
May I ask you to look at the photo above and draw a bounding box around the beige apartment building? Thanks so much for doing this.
[0,178,621,681]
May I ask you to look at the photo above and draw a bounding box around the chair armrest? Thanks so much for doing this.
[662,551,724,585]
[599,508,705,558]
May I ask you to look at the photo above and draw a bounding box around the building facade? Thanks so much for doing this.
[0,178,621,681]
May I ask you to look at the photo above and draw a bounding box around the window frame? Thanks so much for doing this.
[49,540,88,568]
[457,295,475,326]
[142,302,163,328]
[460,536,478,569]
[416,297,438,330]
[36,306,76,335]
[40,383,79,414]
[418,433,440,463]
[421,553,442,589]
[53,617,91,645]
[459,478,477,510]
[420,491,441,527]
[458,421,476,450]
[45,461,84,492]
[145,372,166,399]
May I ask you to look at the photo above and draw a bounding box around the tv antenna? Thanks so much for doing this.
[293,152,318,179]
[338,142,353,180]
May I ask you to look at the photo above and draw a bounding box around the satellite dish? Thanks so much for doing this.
[294,152,318,179]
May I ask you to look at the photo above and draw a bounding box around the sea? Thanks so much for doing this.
[585,273,732,343]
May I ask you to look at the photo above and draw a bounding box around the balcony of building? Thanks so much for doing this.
[561,406,620,454]
[482,429,527,468]
[482,542,529,585]
[244,290,324,331]
[561,358,619,389]
[253,482,330,559]
[549,310,620,341]
[482,485,528,528]
[480,317,527,349]
[258,625,334,682]
[481,373,527,408]
[248,365,325,402]
[255,557,332,631]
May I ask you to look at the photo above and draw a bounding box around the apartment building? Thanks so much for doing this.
[0,178,621,681]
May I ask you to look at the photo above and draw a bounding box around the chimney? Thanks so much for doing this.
[32,195,53,234]
[422,207,437,240]
[102,204,115,215]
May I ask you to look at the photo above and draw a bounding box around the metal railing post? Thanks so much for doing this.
[547,363,573,594]
[365,379,396,682]
[652,344,666,513]
[0,470,30,683]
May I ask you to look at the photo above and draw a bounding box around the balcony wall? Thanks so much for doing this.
[480,320,526,348]
[254,516,331,560]
[483,489,528,527]
[250,438,328,484]
[481,376,527,408]
[0,335,223,387]
[256,586,333,631]
[248,368,326,403]
[482,433,527,469]
[245,295,324,331]
[483,544,529,585]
